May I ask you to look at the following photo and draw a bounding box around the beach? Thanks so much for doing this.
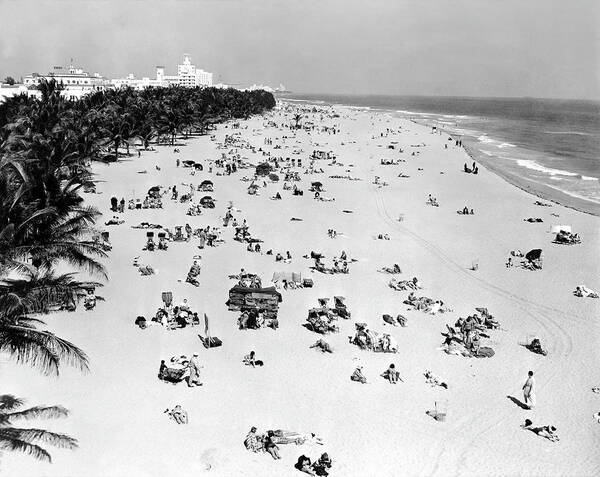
[2,100,599,476]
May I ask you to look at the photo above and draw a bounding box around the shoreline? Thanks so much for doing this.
[280,97,600,217]
[462,143,600,217]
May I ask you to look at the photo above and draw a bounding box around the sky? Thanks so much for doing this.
[0,0,598,99]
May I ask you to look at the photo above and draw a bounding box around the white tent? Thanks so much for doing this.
[550,225,571,234]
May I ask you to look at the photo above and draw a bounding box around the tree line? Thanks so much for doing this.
[0,80,275,462]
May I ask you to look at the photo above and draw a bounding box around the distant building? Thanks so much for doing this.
[111,54,213,90]
[21,63,109,99]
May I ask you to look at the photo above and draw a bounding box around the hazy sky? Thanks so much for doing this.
[0,0,598,99]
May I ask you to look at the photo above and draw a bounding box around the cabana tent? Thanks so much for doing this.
[272,271,302,286]
[550,225,571,234]
[256,162,272,176]
[200,196,215,208]
[199,180,214,192]
[311,181,323,192]
[226,285,282,319]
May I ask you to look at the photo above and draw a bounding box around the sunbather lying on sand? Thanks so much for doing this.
[310,339,333,353]
[131,222,163,229]
[105,216,124,226]
[389,277,421,291]
[574,285,599,298]
[382,314,407,327]
[165,405,188,424]
[424,370,448,388]
[521,419,559,441]
[379,264,402,274]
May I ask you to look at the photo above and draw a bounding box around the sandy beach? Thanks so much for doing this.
[2,100,599,477]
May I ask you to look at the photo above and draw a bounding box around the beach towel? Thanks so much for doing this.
[473,347,495,358]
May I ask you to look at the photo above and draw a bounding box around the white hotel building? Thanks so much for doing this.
[0,55,215,102]
[112,55,213,90]
[0,64,110,100]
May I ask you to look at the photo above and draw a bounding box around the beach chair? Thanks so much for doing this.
[429,400,447,422]
[519,333,536,346]
[162,291,173,308]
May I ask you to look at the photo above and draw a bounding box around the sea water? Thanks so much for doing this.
[282,94,600,207]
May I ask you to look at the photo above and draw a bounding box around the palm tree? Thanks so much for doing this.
[0,394,78,463]
[0,287,89,376]
[293,113,303,129]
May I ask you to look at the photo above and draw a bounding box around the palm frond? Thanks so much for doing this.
[1,427,77,449]
[0,433,52,462]
[3,406,69,422]
[0,395,24,412]
[0,323,89,376]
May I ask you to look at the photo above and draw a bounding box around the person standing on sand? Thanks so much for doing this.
[187,353,203,387]
[523,371,535,408]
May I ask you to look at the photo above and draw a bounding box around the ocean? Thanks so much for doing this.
[280,94,600,209]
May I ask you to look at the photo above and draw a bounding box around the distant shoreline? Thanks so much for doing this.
[280,98,600,217]
[461,142,600,217]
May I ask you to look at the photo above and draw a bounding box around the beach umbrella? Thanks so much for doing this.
[525,249,543,262]
[204,313,211,347]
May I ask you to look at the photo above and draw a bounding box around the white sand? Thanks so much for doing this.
[2,103,599,476]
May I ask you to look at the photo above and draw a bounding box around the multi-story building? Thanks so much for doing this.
[21,63,109,99]
[111,55,213,90]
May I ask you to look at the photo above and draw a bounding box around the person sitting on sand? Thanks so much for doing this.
[243,351,264,367]
[276,252,284,262]
[265,430,281,459]
[521,419,559,441]
[381,333,398,353]
[295,455,315,475]
[165,405,188,424]
[135,316,147,329]
[158,360,167,379]
[244,426,262,452]
[526,338,547,356]
[381,363,401,384]
[351,366,367,384]
[312,453,332,476]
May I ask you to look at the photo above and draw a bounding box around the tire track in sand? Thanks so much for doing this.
[371,186,582,476]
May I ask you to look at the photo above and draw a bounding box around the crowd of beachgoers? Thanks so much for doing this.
[2,89,599,476]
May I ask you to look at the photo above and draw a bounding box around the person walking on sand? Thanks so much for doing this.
[187,353,203,387]
[523,370,535,408]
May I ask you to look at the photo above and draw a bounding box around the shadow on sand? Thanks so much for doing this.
[507,395,530,410]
